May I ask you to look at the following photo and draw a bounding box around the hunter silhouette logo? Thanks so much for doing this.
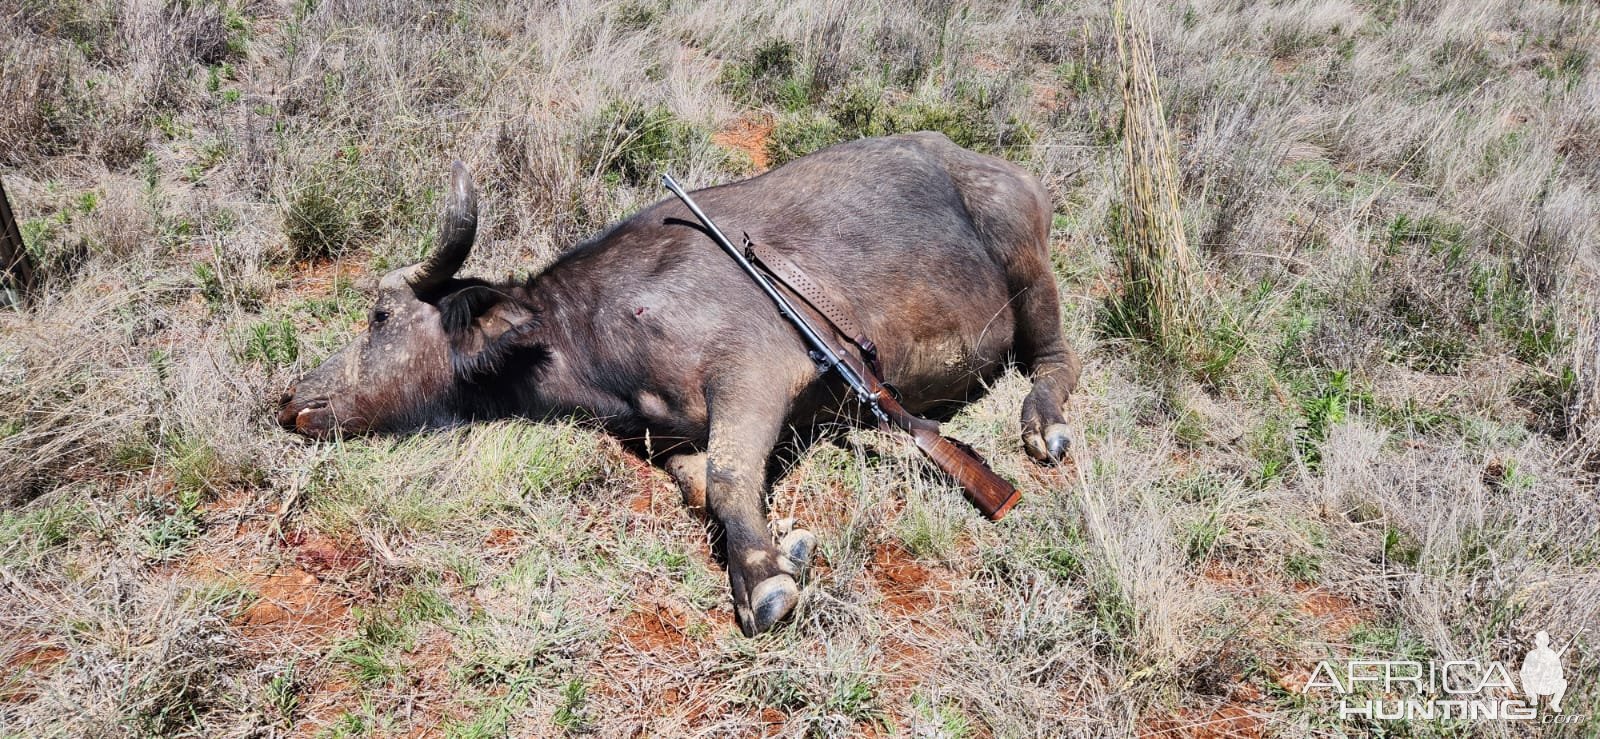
[1520,631,1567,713]
[1301,630,1582,721]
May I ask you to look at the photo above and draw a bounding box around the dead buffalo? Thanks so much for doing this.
[277,132,1080,635]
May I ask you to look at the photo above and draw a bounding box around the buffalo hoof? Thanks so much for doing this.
[769,518,818,580]
[739,574,799,636]
[1024,423,1072,463]
[778,528,818,580]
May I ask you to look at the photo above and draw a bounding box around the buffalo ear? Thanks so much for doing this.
[436,285,539,379]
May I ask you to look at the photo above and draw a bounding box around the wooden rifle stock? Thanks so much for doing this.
[874,387,1021,521]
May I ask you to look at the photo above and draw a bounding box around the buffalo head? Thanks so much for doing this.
[277,162,539,438]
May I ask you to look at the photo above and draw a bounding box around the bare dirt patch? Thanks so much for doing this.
[0,638,67,703]
[1294,587,1373,643]
[174,491,374,729]
[713,113,775,172]
[863,540,973,731]
[1032,80,1067,113]
[619,601,697,655]
[613,450,678,517]
[484,526,520,551]
[179,514,367,655]
[871,542,935,616]
[392,627,464,736]
[284,258,368,300]
[590,605,730,732]
[1147,701,1268,738]
[286,530,370,575]
[1201,563,1271,592]
[292,676,363,739]
[234,565,352,648]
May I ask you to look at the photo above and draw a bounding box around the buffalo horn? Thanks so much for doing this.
[407,160,478,295]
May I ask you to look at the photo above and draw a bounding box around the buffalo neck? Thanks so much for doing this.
[483,258,633,426]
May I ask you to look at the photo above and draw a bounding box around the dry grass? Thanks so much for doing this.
[2,0,1599,736]
[1107,0,1207,367]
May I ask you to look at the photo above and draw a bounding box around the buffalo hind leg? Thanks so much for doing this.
[704,387,802,636]
[1012,260,1080,462]
[665,452,708,513]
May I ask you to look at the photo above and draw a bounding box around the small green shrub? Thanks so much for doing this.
[240,317,300,368]
[394,587,454,626]
[1247,412,1294,485]
[1184,512,1225,562]
[765,114,844,167]
[911,694,974,738]
[169,434,224,500]
[897,497,961,560]
[1536,47,1588,90]
[263,665,299,728]
[112,433,157,470]
[1089,582,1137,660]
[611,0,669,31]
[1041,543,1086,582]
[1284,552,1322,583]
[553,679,592,734]
[723,38,803,107]
[325,711,371,738]
[1512,365,1577,435]
[1383,526,1420,567]
[879,98,992,150]
[583,102,706,185]
[284,176,355,260]
[138,480,204,561]
[335,607,409,684]
[765,81,1031,167]
[282,153,392,261]
[193,261,228,306]
[1299,371,1350,444]
[826,675,881,724]
[0,500,84,557]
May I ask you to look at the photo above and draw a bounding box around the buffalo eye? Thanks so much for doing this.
[371,309,391,325]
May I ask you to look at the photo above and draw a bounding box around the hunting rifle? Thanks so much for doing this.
[662,174,1021,521]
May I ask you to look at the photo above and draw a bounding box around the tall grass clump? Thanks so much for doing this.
[1102,1,1213,373]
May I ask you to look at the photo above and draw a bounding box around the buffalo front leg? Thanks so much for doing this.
[668,450,817,580]
[705,392,801,636]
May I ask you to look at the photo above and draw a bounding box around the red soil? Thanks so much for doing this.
[871,542,936,616]
[713,113,776,172]
[1145,702,1267,738]
[0,640,68,703]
